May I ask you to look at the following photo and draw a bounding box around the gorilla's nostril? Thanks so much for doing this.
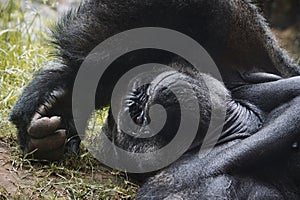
[128,84,150,125]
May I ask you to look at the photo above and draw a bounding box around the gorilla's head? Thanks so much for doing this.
[106,70,215,153]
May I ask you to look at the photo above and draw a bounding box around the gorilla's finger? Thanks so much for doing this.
[50,88,67,100]
[31,111,42,121]
[28,116,61,138]
[34,89,67,116]
[28,129,66,151]
[65,136,81,155]
[70,142,80,155]
[241,72,282,83]
[34,146,65,161]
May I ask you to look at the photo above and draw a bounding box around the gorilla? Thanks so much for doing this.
[9,0,300,199]
[113,68,300,199]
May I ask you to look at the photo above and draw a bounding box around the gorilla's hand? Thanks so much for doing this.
[26,110,66,161]
[16,88,80,161]
[9,65,82,161]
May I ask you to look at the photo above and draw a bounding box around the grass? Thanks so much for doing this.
[0,0,138,199]
[0,0,48,141]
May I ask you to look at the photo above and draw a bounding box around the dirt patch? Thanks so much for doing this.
[0,142,24,197]
[0,140,138,199]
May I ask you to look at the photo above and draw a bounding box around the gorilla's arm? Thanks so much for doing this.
[52,0,299,112]
[53,0,298,78]
[219,76,300,171]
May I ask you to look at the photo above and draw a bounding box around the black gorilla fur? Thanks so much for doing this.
[104,62,300,199]
[10,0,300,199]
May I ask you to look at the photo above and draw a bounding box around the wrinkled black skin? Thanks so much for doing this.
[9,0,300,199]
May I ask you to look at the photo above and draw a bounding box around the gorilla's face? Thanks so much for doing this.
[109,70,211,153]
[115,71,182,143]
